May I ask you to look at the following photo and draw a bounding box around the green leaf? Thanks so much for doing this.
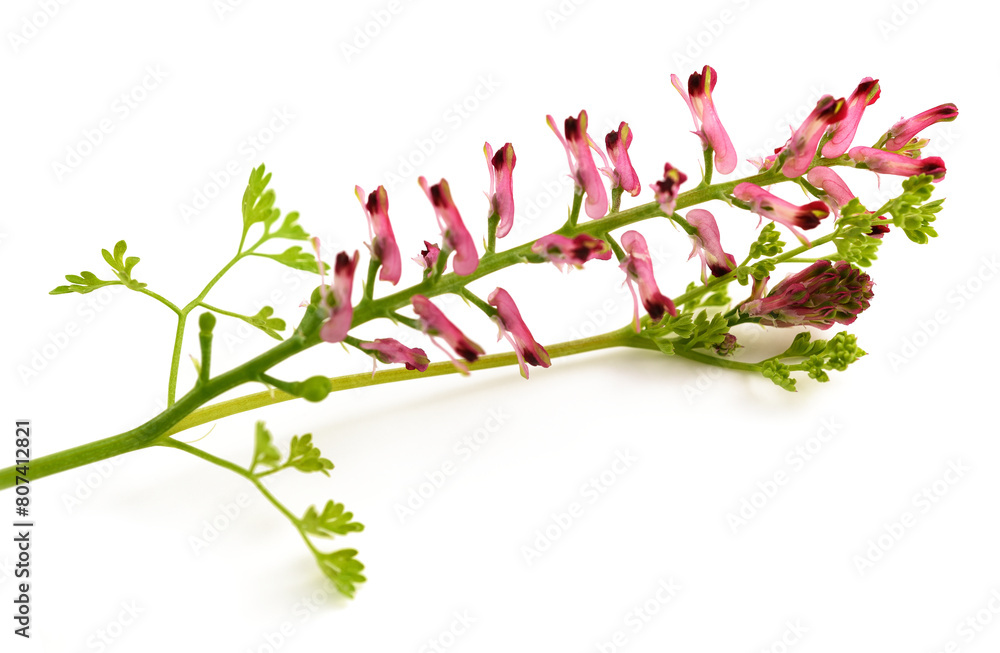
[242,164,280,230]
[270,211,310,241]
[285,433,334,476]
[675,310,731,351]
[50,271,120,295]
[251,421,282,471]
[301,500,364,538]
[316,549,366,599]
[761,359,797,392]
[92,240,148,290]
[254,246,327,274]
[241,306,286,340]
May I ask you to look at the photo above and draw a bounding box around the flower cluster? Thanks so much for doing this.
[739,261,874,329]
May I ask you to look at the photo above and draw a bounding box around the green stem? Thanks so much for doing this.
[135,287,182,315]
[568,188,584,227]
[363,257,380,302]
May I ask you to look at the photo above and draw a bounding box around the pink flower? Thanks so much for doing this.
[733,183,830,245]
[649,163,688,215]
[355,185,401,285]
[848,147,946,180]
[822,78,881,158]
[485,142,516,238]
[414,241,441,272]
[739,260,874,329]
[781,95,848,178]
[882,103,959,152]
[547,110,608,219]
[411,295,484,373]
[671,65,737,174]
[419,177,479,276]
[620,230,677,331]
[603,122,640,197]
[686,209,735,282]
[487,288,551,379]
[806,166,855,214]
[320,250,359,343]
[531,233,612,270]
[360,338,429,372]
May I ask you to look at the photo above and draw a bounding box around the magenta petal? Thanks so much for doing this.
[412,295,484,363]
[360,338,429,372]
[849,147,947,180]
[782,96,848,178]
[320,250,359,343]
[733,183,830,243]
[604,122,641,196]
[822,78,880,158]
[806,167,855,212]
[419,177,479,275]
[552,111,608,219]
[531,233,612,270]
[619,230,676,330]
[487,142,517,238]
[356,185,401,285]
[650,163,688,215]
[686,209,735,282]
[488,287,551,378]
[883,103,959,152]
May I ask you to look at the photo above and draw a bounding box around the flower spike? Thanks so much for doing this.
[355,185,401,285]
[411,295,485,374]
[822,78,881,158]
[418,177,479,275]
[547,110,608,219]
[671,65,737,174]
[484,142,517,238]
[733,183,830,245]
[319,250,360,344]
[487,288,551,379]
[603,122,640,197]
[739,260,874,329]
[620,230,677,331]
[686,209,736,282]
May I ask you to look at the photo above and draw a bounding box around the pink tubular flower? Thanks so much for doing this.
[620,230,677,331]
[671,65,737,174]
[806,166,855,213]
[603,122,640,196]
[686,209,736,282]
[419,177,479,276]
[360,338,429,372]
[320,250,359,343]
[882,103,959,152]
[547,110,608,219]
[650,163,688,215]
[487,288,551,379]
[411,295,484,373]
[355,185,401,285]
[739,260,874,329]
[822,78,881,158]
[484,142,516,238]
[531,233,612,270]
[733,183,830,245]
[781,95,848,178]
[848,147,946,180]
[414,241,441,272]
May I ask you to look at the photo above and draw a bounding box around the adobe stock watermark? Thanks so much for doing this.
[726,417,842,534]
[520,449,638,566]
[51,65,168,182]
[876,0,932,41]
[930,588,1000,653]
[756,620,809,653]
[188,493,253,556]
[394,408,510,523]
[669,0,754,69]
[851,459,971,576]
[61,456,128,514]
[178,106,294,223]
[7,0,72,54]
[213,0,249,20]
[594,578,681,653]
[84,600,144,652]
[17,284,125,386]
[415,611,477,653]
[381,74,501,193]
[887,255,998,372]
[339,0,414,63]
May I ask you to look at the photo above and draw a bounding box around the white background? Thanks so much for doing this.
[2,0,998,651]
